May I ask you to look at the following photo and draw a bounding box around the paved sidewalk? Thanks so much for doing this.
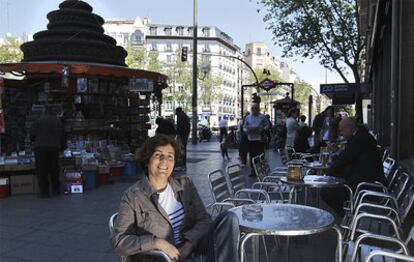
[0,141,337,261]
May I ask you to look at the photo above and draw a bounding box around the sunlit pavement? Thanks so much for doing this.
[0,139,336,261]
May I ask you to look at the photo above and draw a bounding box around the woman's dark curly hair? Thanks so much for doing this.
[135,134,182,169]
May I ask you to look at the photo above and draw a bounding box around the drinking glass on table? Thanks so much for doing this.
[321,152,329,166]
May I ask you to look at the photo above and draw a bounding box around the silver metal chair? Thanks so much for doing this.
[207,169,261,205]
[383,157,396,181]
[346,225,414,262]
[109,213,173,262]
[342,182,414,242]
[365,250,414,262]
[343,167,411,218]
[226,163,283,202]
[345,157,397,203]
[252,154,293,202]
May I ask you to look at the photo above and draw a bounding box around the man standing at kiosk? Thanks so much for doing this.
[31,107,65,198]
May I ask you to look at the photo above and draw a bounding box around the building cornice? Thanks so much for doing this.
[146,35,239,52]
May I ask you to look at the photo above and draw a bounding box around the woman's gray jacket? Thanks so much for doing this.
[111,175,213,257]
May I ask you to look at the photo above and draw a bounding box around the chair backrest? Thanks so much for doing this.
[252,153,270,181]
[226,163,246,195]
[208,169,232,202]
[388,169,411,203]
[286,147,296,160]
[383,157,396,179]
[404,225,414,248]
[382,147,390,162]
[252,154,263,178]
[109,212,118,237]
[109,212,173,262]
[278,149,290,165]
[399,181,414,224]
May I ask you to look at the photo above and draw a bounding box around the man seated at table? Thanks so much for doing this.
[321,117,386,217]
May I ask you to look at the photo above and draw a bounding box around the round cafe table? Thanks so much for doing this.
[230,203,343,262]
[303,161,329,175]
[280,175,346,206]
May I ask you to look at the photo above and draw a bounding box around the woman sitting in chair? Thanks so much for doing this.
[112,134,239,262]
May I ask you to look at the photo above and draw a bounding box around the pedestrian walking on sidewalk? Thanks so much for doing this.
[30,106,66,198]
[155,117,176,138]
[218,117,228,142]
[237,112,249,166]
[112,134,241,262]
[285,108,300,149]
[243,104,270,176]
[175,107,190,170]
[220,135,231,161]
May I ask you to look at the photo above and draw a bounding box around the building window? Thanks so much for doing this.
[256,48,262,55]
[123,33,129,46]
[187,27,193,35]
[150,27,157,35]
[203,44,210,52]
[166,55,172,64]
[166,43,172,51]
[151,43,157,51]
[176,26,184,36]
[164,27,172,36]
[166,100,173,111]
[202,27,210,37]
[131,30,144,46]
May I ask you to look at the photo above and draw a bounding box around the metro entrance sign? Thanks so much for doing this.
[259,78,276,91]
[320,83,358,105]
[320,83,357,94]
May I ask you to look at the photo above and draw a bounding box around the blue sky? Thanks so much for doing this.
[0,0,346,90]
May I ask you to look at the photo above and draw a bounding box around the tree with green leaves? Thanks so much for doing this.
[0,37,23,63]
[125,45,164,73]
[125,44,145,69]
[256,0,364,118]
[294,79,312,116]
[198,69,223,114]
[162,51,193,112]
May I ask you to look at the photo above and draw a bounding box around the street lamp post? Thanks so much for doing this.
[192,0,198,144]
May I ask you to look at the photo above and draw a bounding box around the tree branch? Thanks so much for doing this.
[299,0,350,82]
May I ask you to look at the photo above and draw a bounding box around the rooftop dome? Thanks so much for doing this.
[21,0,127,66]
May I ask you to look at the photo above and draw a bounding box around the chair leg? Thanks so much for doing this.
[261,235,270,262]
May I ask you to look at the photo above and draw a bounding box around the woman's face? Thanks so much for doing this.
[148,144,175,181]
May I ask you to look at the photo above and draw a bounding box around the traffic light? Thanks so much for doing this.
[181,46,188,62]
[251,92,261,103]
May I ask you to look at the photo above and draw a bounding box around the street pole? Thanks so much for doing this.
[390,0,400,158]
[192,0,198,144]
[308,94,313,126]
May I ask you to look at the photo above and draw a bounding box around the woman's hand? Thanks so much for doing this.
[154,238,181,261]
[178,241,193,260]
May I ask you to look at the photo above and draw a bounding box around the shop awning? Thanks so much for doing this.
[0,62,168,83]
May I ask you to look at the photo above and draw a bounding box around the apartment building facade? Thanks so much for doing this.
[103,17,244,127]
[244,42,297,83]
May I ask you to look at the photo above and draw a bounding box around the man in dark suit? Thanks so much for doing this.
[31,107,66,198]
[175,107,191,171]
[322,117,386,216]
